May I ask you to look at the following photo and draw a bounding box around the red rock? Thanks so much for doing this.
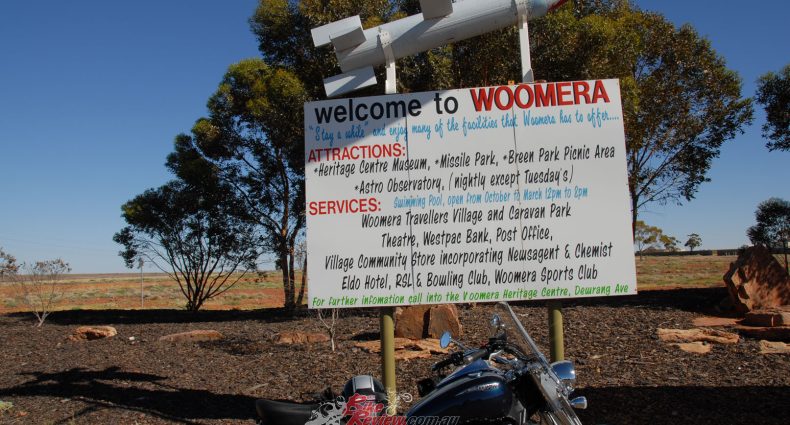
[394,306,431,339]
[354,337,447,361]
[395,350,433,361]
[427,304,462,339]
[671,342,711,354]
[722,246,790,314]
[395,305,463,339]
[68,326,117,342]
[692,317,739,327]
[657,328,739,344]
[742,307,790,327]
[412,338,449,354]
[759,340,790,354]
[272,331,329,345]
[158,330,224,343]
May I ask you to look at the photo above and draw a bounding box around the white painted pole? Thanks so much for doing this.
[517,0,535,83]
[379,27,398,415]
[516,2,564,361]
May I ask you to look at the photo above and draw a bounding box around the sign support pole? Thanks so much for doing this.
[378,29,398,415]
[517,0,564,362]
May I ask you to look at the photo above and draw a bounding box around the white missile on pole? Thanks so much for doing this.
[312,0,568,97]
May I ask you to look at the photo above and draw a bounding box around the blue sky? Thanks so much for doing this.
[0,1,788,273]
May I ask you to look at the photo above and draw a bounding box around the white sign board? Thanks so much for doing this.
[305,79,636,308]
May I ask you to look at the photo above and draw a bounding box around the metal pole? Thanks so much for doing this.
[517,0,565,362]
[380,308,397,414]
[379,29,398,415]
[548,301,564,361]
[139,257,144,308]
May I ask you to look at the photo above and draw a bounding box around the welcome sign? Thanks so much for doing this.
[305,79,636,308]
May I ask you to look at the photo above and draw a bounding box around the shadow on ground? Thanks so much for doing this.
[0,366,258,424]
[577,384,790,425]
[5,368,786,425]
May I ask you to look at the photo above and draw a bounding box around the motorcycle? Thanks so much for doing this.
[255,301,587,425]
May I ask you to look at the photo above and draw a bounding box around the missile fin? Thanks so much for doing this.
[420,0,453,19]
[323,66,377,98]
[331,26,366,51]
[312,15,363,48]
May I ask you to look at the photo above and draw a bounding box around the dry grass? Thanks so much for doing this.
[634,255,734,290]
[0,272,298,313]
[3,254,781,312]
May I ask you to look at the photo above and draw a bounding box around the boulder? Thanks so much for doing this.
[759,340,790,354]
[742,307,790,327]
[68,326,117,342]
[657,328,739,344]
[722,246,790,314]
[272,331,329,345]
[671,342,711,354]
[158,330,224,343]
[394,306,431,339]
[395,305,462,339]
[427,304,462,339]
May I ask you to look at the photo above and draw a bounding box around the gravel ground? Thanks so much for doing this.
[1,287,788,425]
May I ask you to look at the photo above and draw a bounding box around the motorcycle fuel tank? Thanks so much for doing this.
[406,360,514,421]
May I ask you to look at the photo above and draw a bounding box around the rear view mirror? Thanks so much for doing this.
[439,331,452,349]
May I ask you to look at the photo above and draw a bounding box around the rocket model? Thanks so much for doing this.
[312,0,569,97]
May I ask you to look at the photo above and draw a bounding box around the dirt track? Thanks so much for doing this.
[1,287,788,424]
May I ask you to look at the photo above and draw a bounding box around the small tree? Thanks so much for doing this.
[747,197,790,271]
[685,233,702,252]
[755,64,790,151]
[634,220,661,258]
[317,308,340,352]
[13,259,71,326]
[0,247,18,282]
[660,235,680,252]
[114,179,259,312]
[633,220,680,257]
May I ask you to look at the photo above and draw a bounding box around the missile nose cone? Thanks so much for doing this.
[531,0,570,16]
[548,0,570,12]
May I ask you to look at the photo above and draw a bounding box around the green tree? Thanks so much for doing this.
[684,233,702,252]
[182,59,309,311]
[633,220,661,257]
[633,220,677,257]
[114,178,259,312]
[747,198,790,249]
[251,0,399,98]
[253,1,752,238]
[531,3,753,235]
[659,234,680,252]
[755,64,790,151]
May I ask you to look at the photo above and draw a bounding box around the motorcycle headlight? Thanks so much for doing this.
[550,360,576,390]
